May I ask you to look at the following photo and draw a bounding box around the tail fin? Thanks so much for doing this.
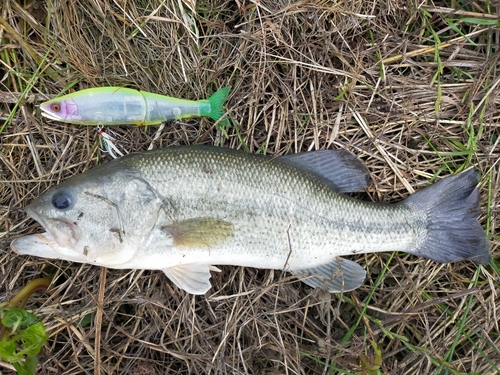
[403,170,490,264]
[202,86,231,126]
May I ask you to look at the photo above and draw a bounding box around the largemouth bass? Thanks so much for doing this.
[11,146,490,294]
[39,86,231,126]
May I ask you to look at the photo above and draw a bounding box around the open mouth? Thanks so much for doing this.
[25,207,80,248]
[11,229,87,262]
[11,232,61,257]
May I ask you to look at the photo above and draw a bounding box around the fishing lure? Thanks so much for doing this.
[40,86,231,126]
[95,127,129,159]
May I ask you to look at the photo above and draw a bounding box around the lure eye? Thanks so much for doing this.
[50,103,61,112]
[51,189,75,211]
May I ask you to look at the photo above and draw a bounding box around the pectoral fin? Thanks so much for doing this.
[291,258,366,292]
[162,218,233,248]
[163,264,221,295]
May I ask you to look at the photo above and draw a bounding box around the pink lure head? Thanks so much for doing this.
[40,96,80,122]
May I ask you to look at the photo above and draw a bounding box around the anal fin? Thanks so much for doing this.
[291,257,366,292]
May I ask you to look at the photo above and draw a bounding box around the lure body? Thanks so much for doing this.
[40,86,231,126]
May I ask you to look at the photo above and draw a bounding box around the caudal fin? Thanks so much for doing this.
[403,170,490,264]
[203,86,231,126]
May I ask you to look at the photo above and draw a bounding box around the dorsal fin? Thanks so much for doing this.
[277,150,371,193]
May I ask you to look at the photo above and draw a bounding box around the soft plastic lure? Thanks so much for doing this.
[40,86,231,126]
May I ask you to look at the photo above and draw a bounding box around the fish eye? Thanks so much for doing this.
[52,189,75,211]
[50,103,61,112]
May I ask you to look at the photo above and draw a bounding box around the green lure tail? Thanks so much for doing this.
[200,86,231,127]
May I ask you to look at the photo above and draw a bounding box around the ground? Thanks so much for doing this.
[0,0,499,374]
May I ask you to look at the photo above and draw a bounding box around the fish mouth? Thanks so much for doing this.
[11,208,86,262]
[11,232,61,258]
[25,206,80,249]
[11,231,89,263]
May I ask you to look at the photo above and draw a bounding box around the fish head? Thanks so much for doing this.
[11,165,164,267]
[40,96,80,123]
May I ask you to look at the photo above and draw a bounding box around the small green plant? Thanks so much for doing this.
[0,278,50,375]
[357,340,386,375]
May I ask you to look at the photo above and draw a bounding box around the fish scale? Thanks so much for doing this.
[105,147,428,267]
[11,145,490,295]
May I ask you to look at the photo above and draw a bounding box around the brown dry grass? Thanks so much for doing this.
[0,0,499,374]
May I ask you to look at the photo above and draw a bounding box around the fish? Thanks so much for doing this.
[39,86,231,126]
[11,146,491,295]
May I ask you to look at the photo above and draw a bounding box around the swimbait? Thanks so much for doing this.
[39,86,231,126]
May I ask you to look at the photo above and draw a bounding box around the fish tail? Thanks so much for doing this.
[403,169,490,264]
[200,86,231,126]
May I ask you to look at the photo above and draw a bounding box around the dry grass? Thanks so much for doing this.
[0,0,499,374]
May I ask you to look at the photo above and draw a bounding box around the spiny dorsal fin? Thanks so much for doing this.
[277,150,370,193]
